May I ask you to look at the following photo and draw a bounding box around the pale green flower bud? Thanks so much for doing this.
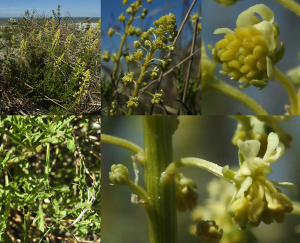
[196,220,223,243]
[123,0,128,5]
[141,31,149,41]
[101,50,110,62]
[118,13,126,22]
[147,0,152,3]
[135,27,141,36]
[109,164,130,185]
[148,27,155,35]
[144,40,152,48]
[108,27,114,37]
[134,40,141,49]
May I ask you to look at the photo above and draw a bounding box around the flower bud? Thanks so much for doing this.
[108,27,114,37]
[196,220,223,243]
[109,164,130,185]
[134,40,141,49]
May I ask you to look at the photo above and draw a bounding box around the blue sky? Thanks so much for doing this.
[0,0,101,18]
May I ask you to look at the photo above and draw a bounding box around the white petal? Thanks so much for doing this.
[271,181,298,195]
[237,139,260,163]
[254,21,277,53]
[263,133,285,163]
[236,176,253,199]
[214,28,234,34]
[236,4,274,27]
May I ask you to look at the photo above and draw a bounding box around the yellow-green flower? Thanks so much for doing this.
[228,132,296,229]
[134,49,144,60]
[213,4,284,89]
[108,27,115,37]
[102,50,110,62]
[118,12,126,22]
[126,53,134,63]
[150,67,160,79]
[127,96,139,109]
[122,72,135,86]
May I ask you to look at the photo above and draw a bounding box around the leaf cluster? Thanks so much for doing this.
[0,115,101,242]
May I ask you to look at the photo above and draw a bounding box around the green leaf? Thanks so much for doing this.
[38,203,45,232]
[52,197,59,212]
[53,185,70,193]
[66,138,75,152]
[0,233,14,243]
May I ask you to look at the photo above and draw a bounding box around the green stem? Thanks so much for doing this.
[164,157,235,182]
[101,134,145,165]
[203,77,269,115]
[3,169,11,228]
[112,14,135,80]
[6,138,64,168]
[275,68,298,114]
[142,116,178,243]
[126,180,151,204]
[0,128,31,151]
[274,0,300,17]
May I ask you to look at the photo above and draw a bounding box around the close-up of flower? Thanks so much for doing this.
[202,0,300,115]
[227,132,296,229]
[212,4,284,89]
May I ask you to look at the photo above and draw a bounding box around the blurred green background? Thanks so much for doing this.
[102,116,300,243]
[202,0,300,115]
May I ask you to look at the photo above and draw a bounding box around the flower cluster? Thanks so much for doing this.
[151,89,163,104]
[122,72,135,86]
[127,96,139,109]
[212,4,284,89]
[190,12,202,35]
[228,132,296,229]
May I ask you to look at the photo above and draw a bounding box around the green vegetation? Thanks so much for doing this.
[0,6,100,115]
[0,115,101,242]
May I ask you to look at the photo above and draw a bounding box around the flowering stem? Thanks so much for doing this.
[128,50,155,115]
[274,0,300,17]
[142,116,177,243]
[112,14,135,80]
[274,68,298,114]
[203,77,269,115]
[164,157,235,182]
